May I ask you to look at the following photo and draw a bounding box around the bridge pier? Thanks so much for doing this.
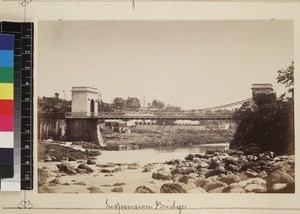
[65,118,103,145]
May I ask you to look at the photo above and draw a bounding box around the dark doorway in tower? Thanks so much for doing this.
[90,99,95,113]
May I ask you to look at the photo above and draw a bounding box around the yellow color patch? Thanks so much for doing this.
[0,83,13,99]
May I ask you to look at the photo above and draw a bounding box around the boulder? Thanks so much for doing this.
[197,162,210,169]
[74,181,86,186]
[245,169,258,177]
[87,159,96,165]
[205,166,226,178]
[206,149,215,155]
[68,157,76,161]
[49,179,61,185]
[238,178,266,188]
[111,187,123,192]
[100,169,114,173]
[44,156,52,162]
[266,170,294,188]
[244,184,267,193]
[87,186,103,193]
[225,163,240,172]
[218,173,241,185]
[135,186,155,193]
[57,162,76,174]
[160,183,187,193]
[113,182,126,186]
[77,164,94,173]
[194,177,227,192]
[152,169,172,180]
[223,156,239,166]
[273,183,287,191]
[171,167,194,175]
[178,175,194,184]
[185,154,195,161]
[258,171,268,179]
[142,168,151,173]
[75,168,88,174]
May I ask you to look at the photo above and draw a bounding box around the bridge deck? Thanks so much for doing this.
[65,113,233,120]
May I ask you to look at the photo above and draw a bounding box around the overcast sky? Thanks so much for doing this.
[37,20,293,110]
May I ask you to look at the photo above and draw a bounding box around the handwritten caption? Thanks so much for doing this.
[105,199,187,214]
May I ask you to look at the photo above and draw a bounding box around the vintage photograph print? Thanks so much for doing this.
[37,20,294,194]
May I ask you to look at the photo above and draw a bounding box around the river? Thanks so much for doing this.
[96,143,230,164]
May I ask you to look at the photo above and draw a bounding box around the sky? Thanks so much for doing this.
[37,20,293,110]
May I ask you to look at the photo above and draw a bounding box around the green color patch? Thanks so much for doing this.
[0,67,13,83]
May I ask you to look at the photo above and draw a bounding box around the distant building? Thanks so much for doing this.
[251,84,273,97]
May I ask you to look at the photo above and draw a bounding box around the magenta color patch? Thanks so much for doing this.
[0,115,14,131]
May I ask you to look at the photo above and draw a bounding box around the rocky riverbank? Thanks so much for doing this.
[38,145,295,193]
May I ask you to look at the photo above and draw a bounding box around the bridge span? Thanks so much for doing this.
[65,112,233,121]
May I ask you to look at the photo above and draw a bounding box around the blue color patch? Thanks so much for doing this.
[0,50,14,67]
[0,34,14,50]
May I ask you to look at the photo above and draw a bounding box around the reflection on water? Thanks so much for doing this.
[97,143,230,164]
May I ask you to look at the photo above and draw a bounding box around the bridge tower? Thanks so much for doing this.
[251,84,273,97]
[66,86,103,145]
[71,86,99,116]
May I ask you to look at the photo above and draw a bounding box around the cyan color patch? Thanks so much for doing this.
[0,34,14,50]
[0,50,14,67]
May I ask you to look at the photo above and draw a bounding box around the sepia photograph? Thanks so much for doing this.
[37,20,294,194]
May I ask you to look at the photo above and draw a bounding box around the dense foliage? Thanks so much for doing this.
[232,62,294,155]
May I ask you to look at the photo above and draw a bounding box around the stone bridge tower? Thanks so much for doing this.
[66,86,103,145]
[71,86,99,116]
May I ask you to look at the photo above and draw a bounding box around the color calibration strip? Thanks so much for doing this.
[0,22,34,191]
[0,34,14,181]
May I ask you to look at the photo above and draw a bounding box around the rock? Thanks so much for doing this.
[57,162,77,174]
[97,163,115,168]
[273,183,287,191]
[142,168,151,173]
[205,166,226,178]
[62,183,70,185]
[104,174,114,177]
[135,186,155,193]
[194,177,227,192]
[68,157,76,161]
[195,153,206,159]
[223,156,239,166]
[258,171,267,179]
[178,180,197,191]
[127,166,139,170]
[187,187,207,193]
[111,187,123,192]
[152,170,172,180]
[192,157,201,164]
[244,184,267,193]
[38,168,50,187]
[225,163,240,172]
[87,186,103,193]
[78,164,94,173]
[49,179,61,185]
[206,149,215,155]
[265,151,275,158]
[75,168,88,174]
[245,169,258,177]
[197,162,209,169]
[87,159,96,165]
[238,178,266,188]
[227,150,244,156]
[100,169,114,173]
[266,170,294,188]
[160,183,187,193]
[113,183,126,186]
[218,173,241,185]
[178,175,193,184]
[128,163,139,167]
[74,181,86,186]
[185,154,195,161]
[171,167,194,175]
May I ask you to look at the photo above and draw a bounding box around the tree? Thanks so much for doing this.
[112,97,126,109]
[164,104,181,112]
[126,97,141,109]
[232,62,294,155]
[152,99,165,109]
[277,61,294,98]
